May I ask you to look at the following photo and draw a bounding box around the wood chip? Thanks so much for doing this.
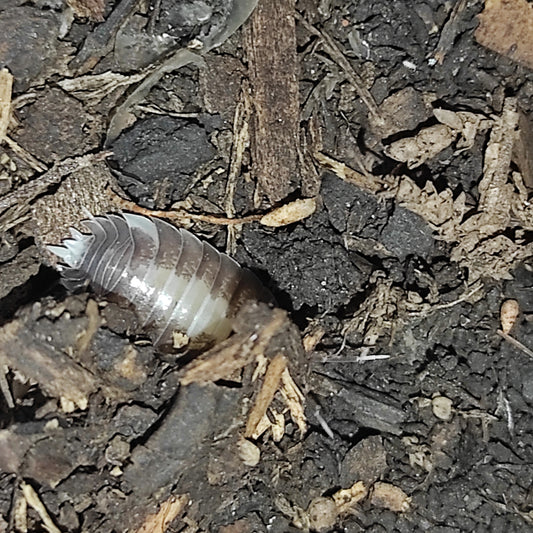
[180,306,288,386]
[0,68,12,144]
[302,324,326,353]
[280,368,307,436]
[133,495,189,533]
[179,332,257,386]
[245,353,287,438]
[476,0,533,69]
[244,0,299,202]
[0,319,109,411]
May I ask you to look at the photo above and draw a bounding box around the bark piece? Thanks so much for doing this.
[0,320,98,411]
[245,0,299,202]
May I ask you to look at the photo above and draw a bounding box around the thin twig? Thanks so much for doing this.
[3,136,47,173]
[109,190,263,226]
[296,12,382,123]
[497,329,533,359]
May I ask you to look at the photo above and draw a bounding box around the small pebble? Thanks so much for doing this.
[307,497,337,532]
[432,395,453,420]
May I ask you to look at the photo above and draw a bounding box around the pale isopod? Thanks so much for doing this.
[48,213,272,349]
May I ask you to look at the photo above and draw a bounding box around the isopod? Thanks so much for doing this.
[48,213,272,350]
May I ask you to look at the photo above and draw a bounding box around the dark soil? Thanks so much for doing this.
[0,1,532,532]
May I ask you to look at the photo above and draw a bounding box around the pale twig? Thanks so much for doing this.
[3,136,47,173]
[21,482,61,533]
[324,354,391,363]
[314,405,335,439]
[109,191,263,226]
[224,86,251,254]
[407,282,484,317]
[497,329,533,359]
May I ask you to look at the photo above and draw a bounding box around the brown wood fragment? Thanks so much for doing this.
[133,495,189,533]
[476,0,533,69]
[0,320,98,411]
[245,353,287,438]
[280,368,307,436]
[31,159,115,254]
[477,97,518,219]
[0,152,110,213]
[180,306,288,386]
[244,0,299,203]
[180,333,257,386]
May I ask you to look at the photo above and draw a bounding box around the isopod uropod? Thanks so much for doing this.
[48,213,272,350]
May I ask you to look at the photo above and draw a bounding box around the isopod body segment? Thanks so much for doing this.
[48,213,272,349]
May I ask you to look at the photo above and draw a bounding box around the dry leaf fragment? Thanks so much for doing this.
[385,124,454,169]
[500,299,519,334]
[333,481,368,514]
[260,198,316,227]
[433,108,489,151]
[476,0,533,70]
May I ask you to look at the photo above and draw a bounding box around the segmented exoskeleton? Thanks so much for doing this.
[48,213,271,349]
